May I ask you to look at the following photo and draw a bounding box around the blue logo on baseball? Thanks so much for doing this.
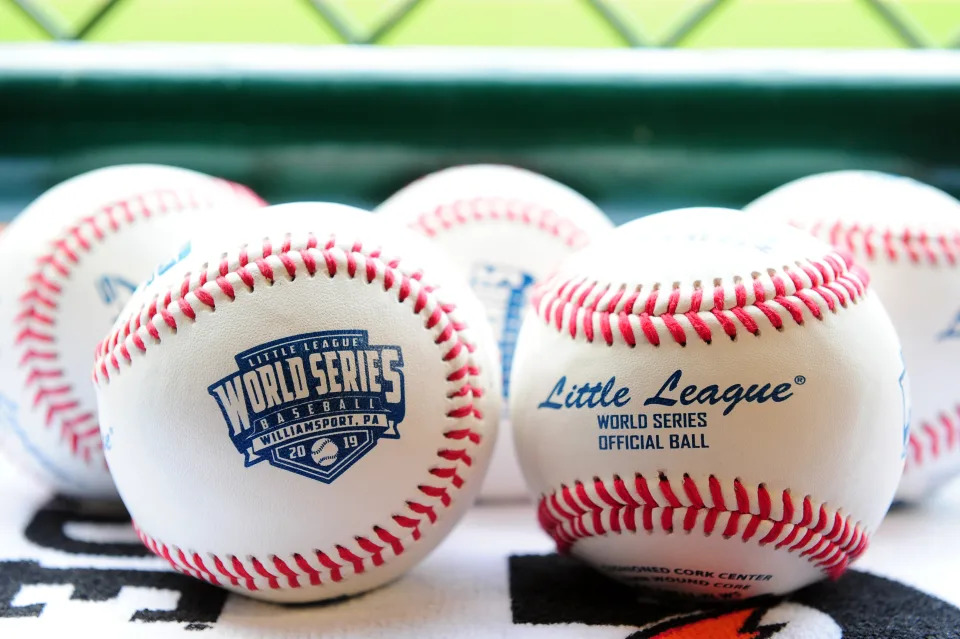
[470,263,536,398]
[208,330,404,484]
[898,353,911,458]
[939,308,960,341]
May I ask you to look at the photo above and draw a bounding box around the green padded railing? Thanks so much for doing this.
[1,46,958,222]
[1,0,958,48]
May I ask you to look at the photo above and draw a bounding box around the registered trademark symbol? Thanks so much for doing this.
[795,375,806,385]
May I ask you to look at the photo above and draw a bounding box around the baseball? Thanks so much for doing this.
[377,164,614,499]
[509,208,907,599]
[93,203,500,602]
[746,171,960,502]
[0,165,263,499]
[311,438,339,467]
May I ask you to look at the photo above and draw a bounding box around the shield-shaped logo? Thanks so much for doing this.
[208,330,404,483]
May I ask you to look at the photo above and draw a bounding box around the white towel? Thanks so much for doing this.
[1,459,958,638]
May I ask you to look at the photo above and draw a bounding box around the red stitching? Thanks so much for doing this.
[408,197,591,248]
[808,220,960,266]
[538,475,868,581]
[905,404,960,474]
[531,251,868,346]
[15,181,263,469]
[101,235,485,593]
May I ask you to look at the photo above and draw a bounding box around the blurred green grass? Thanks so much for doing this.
[0,0,957,47]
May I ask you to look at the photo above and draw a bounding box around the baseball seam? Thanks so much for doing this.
[408,197,592,248]
[805,219,960,266]
[93,235,485,593]
[906,404,960,473]
[15,181,263,467]
[531,252,868,347]
[539,474,868,580]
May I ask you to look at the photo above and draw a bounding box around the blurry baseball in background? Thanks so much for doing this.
[747,171,960,502]
[377,165,613,499]
[0,165,264,499]
[510,208,906,598]
[93,203,500,602]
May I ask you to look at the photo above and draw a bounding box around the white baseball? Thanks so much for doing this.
[377,164,614,500]
[93,203,500,602]
[746,171,960,502]
[0,165,264,499]
[311,438,339,467]
[510,208,906,599]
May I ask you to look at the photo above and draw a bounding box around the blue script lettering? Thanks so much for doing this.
[644,369,795,416]
[538,376,631,410]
